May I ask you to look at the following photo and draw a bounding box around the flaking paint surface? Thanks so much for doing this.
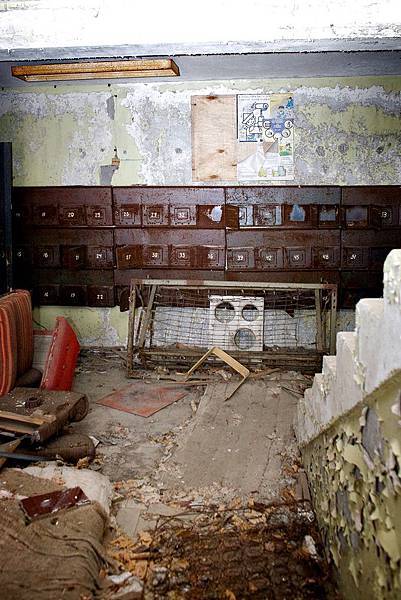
[33,306,128,347]
[0,76,401,186]
[302,373,401,600]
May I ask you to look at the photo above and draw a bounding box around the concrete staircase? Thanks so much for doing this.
[296,249,401,445]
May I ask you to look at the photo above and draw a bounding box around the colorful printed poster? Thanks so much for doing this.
[237,93,294,181]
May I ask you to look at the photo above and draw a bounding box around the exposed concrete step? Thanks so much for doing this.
[355,298,384,394]
[296,390,319,443]
[297,251,401,446]
[336,330,357,357]
[322,355,336,389]
[335,331,363,414]
[310,373,325,403]
[321,355,337,422]
[309,373,328,425]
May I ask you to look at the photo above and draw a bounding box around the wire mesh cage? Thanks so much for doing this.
[127,279,337,373]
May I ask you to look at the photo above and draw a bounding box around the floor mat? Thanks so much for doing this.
[96,381,188,417]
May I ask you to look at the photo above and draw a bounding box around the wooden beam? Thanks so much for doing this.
[12,59,179,81]
[0,410,54,426]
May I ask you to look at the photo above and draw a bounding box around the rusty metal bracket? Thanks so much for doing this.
[175,346,250,401]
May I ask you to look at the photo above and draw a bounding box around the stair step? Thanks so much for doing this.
[336,330,357,357]
[322,355,336,383]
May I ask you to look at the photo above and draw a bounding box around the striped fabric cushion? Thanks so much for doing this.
[0,300,18,396]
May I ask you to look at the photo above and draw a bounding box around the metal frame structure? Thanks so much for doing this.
[127,278,337,375]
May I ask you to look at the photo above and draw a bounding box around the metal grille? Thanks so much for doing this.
[127,280,337,373]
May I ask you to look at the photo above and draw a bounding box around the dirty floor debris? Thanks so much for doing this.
[0,349,338,599]
[109,501,336,599]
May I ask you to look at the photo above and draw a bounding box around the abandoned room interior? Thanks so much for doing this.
[1,1,401,598]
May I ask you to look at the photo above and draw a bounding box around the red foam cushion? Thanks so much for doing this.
[40,317,80,391]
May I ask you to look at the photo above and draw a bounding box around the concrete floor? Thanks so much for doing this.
[71,350,310,505]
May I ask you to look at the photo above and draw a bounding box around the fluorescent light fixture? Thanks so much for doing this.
[12,59,179,82]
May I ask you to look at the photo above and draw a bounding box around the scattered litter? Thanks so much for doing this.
[302,534,320,560]
[215,368,232,381]
[108,571,132,586]
[24,465,113,514]
[20,486,90,521]
[107,500,333,599]
[111,576,143,599]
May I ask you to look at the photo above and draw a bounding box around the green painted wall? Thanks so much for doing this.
[1,75,401,187]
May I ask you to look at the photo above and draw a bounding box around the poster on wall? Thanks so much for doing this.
[237,93,294,181]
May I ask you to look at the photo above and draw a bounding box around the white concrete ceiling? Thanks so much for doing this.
[0,0,400,86]
[1,0,401,55]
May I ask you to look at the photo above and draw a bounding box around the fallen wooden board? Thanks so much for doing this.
[175,346,250,401]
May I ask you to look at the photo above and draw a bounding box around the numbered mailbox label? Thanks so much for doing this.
[143,205,167,226]
[288,249,307,267]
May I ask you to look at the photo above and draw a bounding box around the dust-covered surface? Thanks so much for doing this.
[72,350,311,502]
[67,350,340,598]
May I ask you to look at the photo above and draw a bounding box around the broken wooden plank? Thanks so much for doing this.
[175,346,250,401]
[0,409,55,426]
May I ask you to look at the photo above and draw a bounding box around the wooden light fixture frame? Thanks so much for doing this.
[12,59,179,82]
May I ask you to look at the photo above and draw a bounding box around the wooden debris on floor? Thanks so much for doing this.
[175,346,250,401]
[0,388,94,470]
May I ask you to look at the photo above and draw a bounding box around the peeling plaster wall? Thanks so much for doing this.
[1,75,399,344]
[33,306,128,347]
[1,76,401,187]
[298,250,401,598]
[302,374,401,599]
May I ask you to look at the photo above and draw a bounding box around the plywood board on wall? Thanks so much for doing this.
[191,95,237,182]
